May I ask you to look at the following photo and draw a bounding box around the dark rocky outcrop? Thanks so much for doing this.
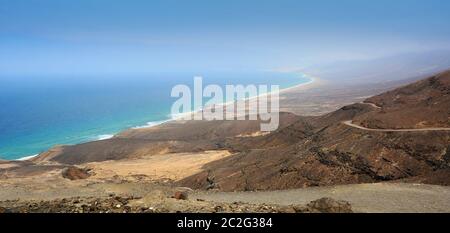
[61,167,91,180]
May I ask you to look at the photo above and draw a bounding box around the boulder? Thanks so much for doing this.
[305,198,353,213]
[62,167,91,180]
[173,191,188,200]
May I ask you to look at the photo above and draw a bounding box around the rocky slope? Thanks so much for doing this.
[353,70,450,129]
[178,71,450,191]
[3,70,449,193]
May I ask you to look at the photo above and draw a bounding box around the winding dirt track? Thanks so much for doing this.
[362,102,382,109]
[342,120,450,132]
[342,102,450,132]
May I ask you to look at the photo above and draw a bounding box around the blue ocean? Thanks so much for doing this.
[0,72,309,160]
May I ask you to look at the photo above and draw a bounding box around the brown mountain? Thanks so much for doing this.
[178,71,450,191]
[353,70,450,129]
[21,70,450,191]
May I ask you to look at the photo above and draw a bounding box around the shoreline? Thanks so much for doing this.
[147,72,318,123]
[16,154,39,161]
[14,73,317,161]
[285,73,322,93]
[279,73,318,94]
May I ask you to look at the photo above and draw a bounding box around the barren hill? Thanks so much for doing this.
[32,112,300,165]
[178,71,450,191]
[5,70,450,192]
[353,70,450,129]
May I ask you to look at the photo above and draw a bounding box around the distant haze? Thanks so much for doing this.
[303,50,450,84]
[1,0,450,78]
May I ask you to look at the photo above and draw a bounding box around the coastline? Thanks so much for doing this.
[157,72,318,123]
[17,154,39,161]
[15,73,318,161]
[280,73,322,94]
[126,72,317,127]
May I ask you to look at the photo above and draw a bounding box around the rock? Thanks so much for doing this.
[206,176,216,190]
[61,167,91,180]
[214,205,224,212]
[305,198,353,213]
[174,191,188,200]
[114,196,130,205]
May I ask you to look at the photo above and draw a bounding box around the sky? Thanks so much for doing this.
[1,0,450,76]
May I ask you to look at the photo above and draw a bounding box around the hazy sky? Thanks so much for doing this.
[1,0,450,76]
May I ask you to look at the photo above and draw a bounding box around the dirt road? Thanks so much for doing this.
[342,120,450,132]
[191,183,450,213]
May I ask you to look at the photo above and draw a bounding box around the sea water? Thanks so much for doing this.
[0,72,310,160]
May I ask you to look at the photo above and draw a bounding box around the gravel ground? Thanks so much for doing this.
[191,183,450,213]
